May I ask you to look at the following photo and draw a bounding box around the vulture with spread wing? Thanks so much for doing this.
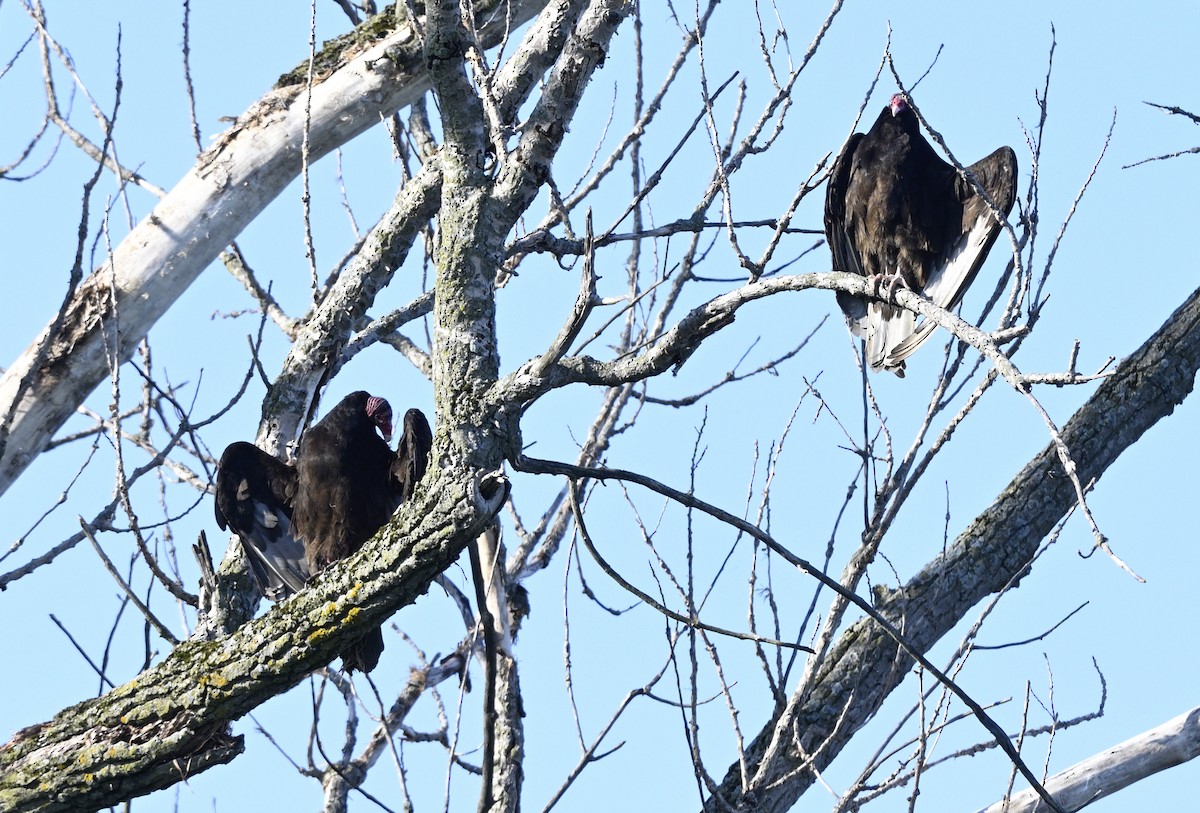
[215,391,433,673]
[825,93,1018,376]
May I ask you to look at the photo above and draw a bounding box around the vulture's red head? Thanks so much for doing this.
[889,93,909,117]
[365,395,394,442]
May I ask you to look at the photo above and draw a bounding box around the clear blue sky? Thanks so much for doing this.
[1,2,1197,811]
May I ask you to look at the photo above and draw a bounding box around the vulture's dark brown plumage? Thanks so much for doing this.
[215,391,433,673]
[825,94,1018,376]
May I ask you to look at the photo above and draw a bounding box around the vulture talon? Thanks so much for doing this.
[885,272,912,306]
[865,272,909,306]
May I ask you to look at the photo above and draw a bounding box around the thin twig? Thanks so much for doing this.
[518,454,1066,813]
[80,518,178,645]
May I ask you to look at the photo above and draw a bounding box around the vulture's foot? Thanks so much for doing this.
[868,272,911,305]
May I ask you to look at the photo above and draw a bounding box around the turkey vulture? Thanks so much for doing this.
[825,93,1018,376]
[215,391,433,672]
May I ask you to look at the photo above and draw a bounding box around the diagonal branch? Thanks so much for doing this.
[257,159,444,453]
[517,454,1058,810]
[0,468,504,813]
[493,0,634,215]
[697,285,1200,811]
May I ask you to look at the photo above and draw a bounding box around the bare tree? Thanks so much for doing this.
[0,3,1196,813]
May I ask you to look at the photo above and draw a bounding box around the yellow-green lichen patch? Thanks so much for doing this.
[318,600,343,622]
[307,627,334,646]
[197,672,230,689]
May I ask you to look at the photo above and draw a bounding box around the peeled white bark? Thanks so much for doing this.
[976,707,1200,813]
[0,1,545,497]
[0,31,420,493]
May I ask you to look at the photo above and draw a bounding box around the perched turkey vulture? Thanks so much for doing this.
[215,391,433,672]
[825,93,1018,376]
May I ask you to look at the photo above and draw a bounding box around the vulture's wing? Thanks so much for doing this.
[214,441,307,600]
[824,132,869,331]
[887,145,1018,365]
[392,408,433,503]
